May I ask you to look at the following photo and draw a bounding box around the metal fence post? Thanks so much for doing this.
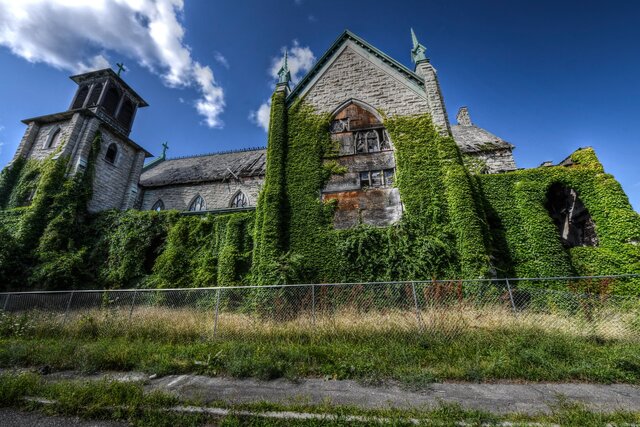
[2,293,10,312]
[312,284,316,326]
[213,288,221,337]
[411,282,425,332]
[505,278,517,313]
[62,291,75,327]
[128,289,138,322]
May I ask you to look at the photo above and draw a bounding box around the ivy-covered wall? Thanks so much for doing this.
[1,103,638,293]
[479,148,640,294]
[0,132,254,291]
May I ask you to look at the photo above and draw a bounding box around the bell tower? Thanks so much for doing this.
[10,67,151,212]
[69,67,148,136]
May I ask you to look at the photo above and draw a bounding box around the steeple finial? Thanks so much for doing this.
[410,28,428,64]
[161,141,169,159]
[277,50,291,85]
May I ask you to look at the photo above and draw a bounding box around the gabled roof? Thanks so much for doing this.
[451,124,514,153]
[139,147,266,188]
[287,30,424,102]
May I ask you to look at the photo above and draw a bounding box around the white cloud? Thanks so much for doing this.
[0,0,225,128]
[308,15,317,22]
[250,40,316,132]
[269,40,316,84]
[0,125,4,132]
[249,99,271,132]
[0,141,4,156]
[213,51,229,69]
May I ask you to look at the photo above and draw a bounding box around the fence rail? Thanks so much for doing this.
[1,275,639,342]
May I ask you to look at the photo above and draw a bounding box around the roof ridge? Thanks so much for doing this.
[163,146,266,162]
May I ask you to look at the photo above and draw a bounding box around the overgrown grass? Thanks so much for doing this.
[1,306,640,384]
[1,372,640,426]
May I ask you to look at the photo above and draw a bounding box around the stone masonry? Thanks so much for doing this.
[140,177,263,211]
[300,43,431,117]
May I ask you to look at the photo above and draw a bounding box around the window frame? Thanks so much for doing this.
[188,195,206,212]
[360,168,396,189]
[230,191,249,208]
[105,143,118,165]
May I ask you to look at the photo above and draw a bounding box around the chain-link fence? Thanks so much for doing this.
[1,275,639,342]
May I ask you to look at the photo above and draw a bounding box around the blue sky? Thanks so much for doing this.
[0,0,638,210]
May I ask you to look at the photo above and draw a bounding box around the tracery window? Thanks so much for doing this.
[360,168,395,188]
[230,191,248,208]
[330,102,393,156]
[151,200,164,212]
[189,195,206,212]
[105,143,118,164]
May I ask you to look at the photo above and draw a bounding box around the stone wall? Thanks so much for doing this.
[88,128,142,212]
[300,43,430,117]
[467,149,517,174]
[140,176,263,211]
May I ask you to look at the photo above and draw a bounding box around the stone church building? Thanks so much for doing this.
[8,30,517,222]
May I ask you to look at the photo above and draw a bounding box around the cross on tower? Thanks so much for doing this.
[116,62,126,76]
[161,142,169,158]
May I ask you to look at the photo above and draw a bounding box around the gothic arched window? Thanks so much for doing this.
[72,85,89,109]
[151,200,164,212]
[330,101,392,155]
[117,99,135,129]
[230,191,248,208]
[105,143,118,164]
[44,127,62,149]
[103,85,121,116]
[189,195,206,212]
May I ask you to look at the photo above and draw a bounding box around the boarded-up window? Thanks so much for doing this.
[330,102,392,156]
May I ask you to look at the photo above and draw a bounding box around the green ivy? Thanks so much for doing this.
[479,148,640,293]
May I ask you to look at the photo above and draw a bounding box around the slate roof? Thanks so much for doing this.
[451,125,514,154]
[140,147,266,188]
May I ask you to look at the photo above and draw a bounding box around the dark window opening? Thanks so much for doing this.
[87,82,103,107]
[105,143,118,164]
[545,183,598,247]
[72,86,89,109]
[360,168,395,189]
[117,99,135,129]
[151,200,164,211]
[45,128,61,149]
[102,85,121,117]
